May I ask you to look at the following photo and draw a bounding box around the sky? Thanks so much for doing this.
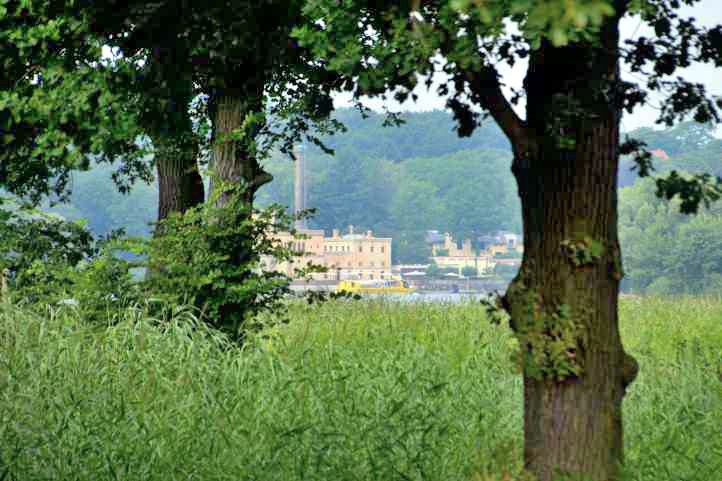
[332,1,722,135]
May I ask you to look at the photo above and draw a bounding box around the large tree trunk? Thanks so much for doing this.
[208,87,272,208]
[501,13,638,481]
[146,126,203,283]
[205,86,274,326]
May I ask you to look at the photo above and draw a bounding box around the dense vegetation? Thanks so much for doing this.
[1,296,720,481]
[4,2,722,479]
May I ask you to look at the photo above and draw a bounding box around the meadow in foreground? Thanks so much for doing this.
[1,296,720,480]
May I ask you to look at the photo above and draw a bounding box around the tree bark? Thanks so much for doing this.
[205,85,274,327]
[152,131,204,223]
[208,87,273,208]
[140,41,205,230]
[498,12,639,481]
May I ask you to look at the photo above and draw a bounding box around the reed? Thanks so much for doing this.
[0,295,719,480]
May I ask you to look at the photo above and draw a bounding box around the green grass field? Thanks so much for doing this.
[1,296,720,480]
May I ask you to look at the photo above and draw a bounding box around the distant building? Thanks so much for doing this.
[428,231,523,276]
[266,225,393,280]
[429,233,493,276]
[478,230,523,251]
[425,230,446,245]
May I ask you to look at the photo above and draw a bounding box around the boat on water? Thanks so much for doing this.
[336,279,416,294]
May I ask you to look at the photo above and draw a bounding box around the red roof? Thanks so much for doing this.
[650,148,670,160]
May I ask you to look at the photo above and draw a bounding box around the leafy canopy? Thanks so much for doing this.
[1,0,154,204]
[294,0,722,213]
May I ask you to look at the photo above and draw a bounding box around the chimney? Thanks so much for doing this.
[348,225,354,235]
[332,229,340,238]
[293,143,306,229]
[366,230,372,239]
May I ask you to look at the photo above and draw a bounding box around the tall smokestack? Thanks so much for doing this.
[293,143,306,229]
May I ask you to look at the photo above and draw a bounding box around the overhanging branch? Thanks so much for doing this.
[464,65,528,150]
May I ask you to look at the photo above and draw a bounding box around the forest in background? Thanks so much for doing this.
[39,109,722,295]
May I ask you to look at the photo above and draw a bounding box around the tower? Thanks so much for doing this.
[293,143,307,229]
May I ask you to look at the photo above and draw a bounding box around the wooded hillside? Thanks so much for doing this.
[41,110,722,291]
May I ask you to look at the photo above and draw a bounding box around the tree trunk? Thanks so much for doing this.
[501,13,638,481]
[205,86,274,327]
[208,87,272,208]
[146,128,203,281]
[152,131,204,224]
[141,42,205,230]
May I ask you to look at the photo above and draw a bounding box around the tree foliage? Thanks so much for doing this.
[620,176,722,295]
[0,0,154,204]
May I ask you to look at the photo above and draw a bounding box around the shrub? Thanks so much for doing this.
[1,187,317,341]
[134,180,321,343]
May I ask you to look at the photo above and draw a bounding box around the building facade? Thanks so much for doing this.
[429,231,522,276]
[266,225,393,280]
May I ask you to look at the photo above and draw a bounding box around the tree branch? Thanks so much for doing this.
[464,65,528,149]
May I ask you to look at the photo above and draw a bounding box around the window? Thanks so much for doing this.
[359,246,363,252]
[370,261,374,267]
[358,262,362,267]
[370,246,374,252]
[381,246,384,253]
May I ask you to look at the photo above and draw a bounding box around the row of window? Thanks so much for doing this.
[324,244,385,253]
[327,261,386,267]
[284,241,387,255]
[320,272,386,280]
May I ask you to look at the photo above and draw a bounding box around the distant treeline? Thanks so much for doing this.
[40,110,722,293]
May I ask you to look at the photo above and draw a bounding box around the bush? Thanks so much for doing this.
[1,187,317,341]
[134,181,320,343]
[0,200,144,321]
[0,199,95,296]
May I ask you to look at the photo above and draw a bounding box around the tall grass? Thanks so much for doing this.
[0,296,720,480]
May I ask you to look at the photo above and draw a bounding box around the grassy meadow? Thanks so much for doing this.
[0,296,720,480]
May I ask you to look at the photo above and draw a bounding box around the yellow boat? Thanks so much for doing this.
[336,279,416,294]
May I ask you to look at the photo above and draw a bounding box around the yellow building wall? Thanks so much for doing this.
[264,226,392,280]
